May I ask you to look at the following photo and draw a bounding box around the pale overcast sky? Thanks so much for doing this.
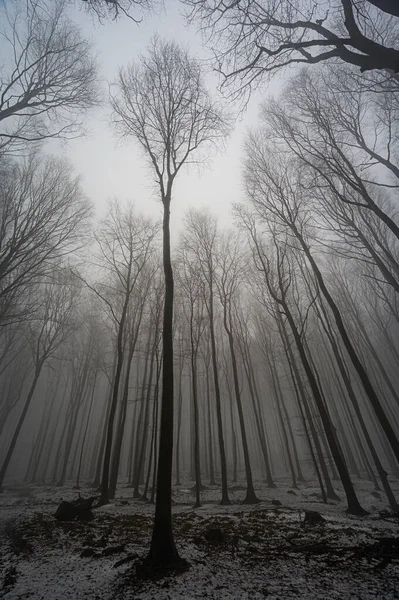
[60,0,282,238]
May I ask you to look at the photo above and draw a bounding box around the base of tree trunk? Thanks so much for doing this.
[193,501,202,509]
[97,496,110,507]
[326,490,341,502]
[266,481,277,488]
[346,504,368,516]
[242,492,261,505]
[190,483,208,492]
[219,497,231,506]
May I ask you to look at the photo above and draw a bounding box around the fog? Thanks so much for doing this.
[0,1,398,598]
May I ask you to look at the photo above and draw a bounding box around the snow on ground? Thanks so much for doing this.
[0,476,399,599]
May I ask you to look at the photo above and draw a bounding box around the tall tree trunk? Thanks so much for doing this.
[294,228,399,465]
[76,372,98,489]
[208,291,230,504]
[281,299,366,515]
[316,302,398,510]
[285,358,327,503]
[225,368,238,483]
[222,307,259,504]
[278,318,343,502]
[143,351,162,501]
[205,360,216,485]
[27,373,61,483]
[175,348,184,486]
[269,365,297,489]
[134,330,157,499]
[239,336,275,488]
[133,334,152,496]
[0,362,43,488]
[147,195,181,566]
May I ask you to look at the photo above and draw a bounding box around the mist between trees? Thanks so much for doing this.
[0,0,399,574]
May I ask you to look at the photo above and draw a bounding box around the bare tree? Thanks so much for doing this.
[0,153,92,325]
[110,37,228,567]
[243,221,366,514]
[75,200,159,505]
[78,0,157,20]
[243,134,399,466]
[177,243,206,508]
[216,232,260,504]
[263,69,399,241]
[0,271,79,489]
[185,0,399,99]
[182,208,230,504]
[0,0,98,155]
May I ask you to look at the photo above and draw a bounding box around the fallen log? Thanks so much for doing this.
[54,496,97,521]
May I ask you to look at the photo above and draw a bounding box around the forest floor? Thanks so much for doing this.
[0,477,399,599]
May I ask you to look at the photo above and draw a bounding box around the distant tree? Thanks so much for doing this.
[74,200,159,505]
[216,232,260,504]
[0,153,92,325]
[177,243,206,508]
[243,222,366,514]
[0,0,98,155]
[185,0,399,98]
[243,135,399,466]
[181,209,231,504]
[0,272,79,489]
[110,37,228,567]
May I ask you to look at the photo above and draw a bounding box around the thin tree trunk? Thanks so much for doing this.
[76,371,98,489]
[0,363,43,488]
[294,229,399,465]
[134,330,157,499]
[208,293,230,504]
[278,318,343,502]
[147,194,180,566]
[316,302,398,510]
[222,306,259,504]
[281,299,366,515]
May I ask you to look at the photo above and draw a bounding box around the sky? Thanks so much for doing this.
[56,0,282,240]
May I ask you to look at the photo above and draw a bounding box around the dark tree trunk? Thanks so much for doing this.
[282,300,366,515]
[133,334,152,496]
[316,302,398,510]
[239,336,275,488]
[175,347,184,486]
[278,318,343,502]
[205,359,216,485]
[147,195,181,566]
[58,361,91,487]
[99,292,129,505]
[225,370,238,483]
[190,355,202,508]
[294,228,399,465]
[143,351,162,501]
[134,329,157,499]
[208,291,230,504]
[222,307,259,504]
[286,357,327,503]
